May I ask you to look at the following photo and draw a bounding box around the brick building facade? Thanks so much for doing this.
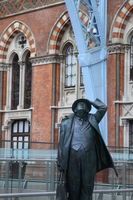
[0,0,133,151]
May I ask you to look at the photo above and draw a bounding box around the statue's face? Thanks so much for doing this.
[76,102,88,111]
[75,102,88,118]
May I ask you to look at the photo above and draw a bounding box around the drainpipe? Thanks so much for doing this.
[51,63,56,149]
[50,63,56,197]
[116,53,120,147]
[0,71,3,147]
[30,61,33,147]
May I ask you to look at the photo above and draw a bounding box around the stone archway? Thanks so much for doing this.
[47,10,89,55]
[109,0,133,43]
[0,20,36,62]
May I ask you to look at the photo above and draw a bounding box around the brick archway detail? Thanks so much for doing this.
[111,0,133,42]
[48,10,89,54]
[0,21,36,62]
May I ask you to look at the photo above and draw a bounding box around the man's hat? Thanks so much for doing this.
[72,99,92,112]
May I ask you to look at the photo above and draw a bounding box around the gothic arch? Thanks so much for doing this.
[47,10,89,55]
[0,20,36,62]
[109,0,133,43]
[60,39,77,54]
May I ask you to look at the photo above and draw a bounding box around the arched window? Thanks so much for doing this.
[11,50,32,110]
[65,44,76,87]
[130,37,133,81]
[24,52,32,109]
[11,54,20,110]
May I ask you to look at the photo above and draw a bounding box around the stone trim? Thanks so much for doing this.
[0,0,64,18]
[0,63,11,71]
[111,0,133,42]
[114,100,133,119]
[0,21,36,62]
[107,44,130,54]
[0,107,34,113]
[48,10,89,54]
[30,55,64,66]
[4,110,32,144]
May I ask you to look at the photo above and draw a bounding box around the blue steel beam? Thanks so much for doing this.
[65,0,108,144]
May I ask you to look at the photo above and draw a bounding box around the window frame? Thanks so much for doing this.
[65,44,76,88]
[24,51,32,109]
[11,120,30,149]
[11,54,20,110]
[130,37,133,81]
[129,120,133,149]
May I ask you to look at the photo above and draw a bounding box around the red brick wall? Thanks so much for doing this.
[119,54,124,146]
[32,63,53,142]
[2,71,7,111]
[107,54,117,146]
[0,4,66,57]
[55,63,60,144]
[120,54,124,101]
[0,0,127,148]
[107,0,125,43]
[107,52,125,147]
[0,4,66,143]
[1,71,7,141]
[2,71,7,134]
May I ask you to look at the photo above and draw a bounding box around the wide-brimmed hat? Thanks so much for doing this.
[72,99,92,112]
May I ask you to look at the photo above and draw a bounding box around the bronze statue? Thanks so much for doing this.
[57,98,118,200]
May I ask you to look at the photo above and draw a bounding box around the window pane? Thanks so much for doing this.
[18,137,22,149]
[67,65,71,75]
[66,76,71,87]
[80,69,84,86]
[65,44,76,87]
[13,122,17,133]
[72,64,76,75]
[67,54,71,65]
[72,54,76,64]
[24,51,32,109]
[13,137,17,149]
[129,121,133,149]
[11,54,20,110]
[130,37,133,81]
[24,136,29,149]
[72,76,76,86]
[24,121,29,132]
[19,121,23,133]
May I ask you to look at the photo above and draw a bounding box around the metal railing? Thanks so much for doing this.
[1,141,133,199]
[0,158,133,200]
[1,140,133,161]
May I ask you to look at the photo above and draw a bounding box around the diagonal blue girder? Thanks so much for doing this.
[65,0,108,144]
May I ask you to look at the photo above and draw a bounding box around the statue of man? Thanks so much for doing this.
[57,98,118,200]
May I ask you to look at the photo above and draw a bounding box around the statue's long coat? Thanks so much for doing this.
[57,99,118,177]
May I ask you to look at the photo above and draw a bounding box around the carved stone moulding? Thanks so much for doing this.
[0,63,11,71]
[30,55,64,66]
[107,44,130,54]
[123,103,133,118]
[4,110,32,128]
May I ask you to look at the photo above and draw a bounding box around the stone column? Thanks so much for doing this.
[123,45,130,100]
[4,125,9,149]
[108,44,128,147]
[74,51,79,99]
[59,55,64,106]
[18,61,25,109]
[5,64,11,110]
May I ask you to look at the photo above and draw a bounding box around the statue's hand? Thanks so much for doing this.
[58,166,63,172]
[89,99,99,109]
[57,162,64,173]
[58,167,66,174]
